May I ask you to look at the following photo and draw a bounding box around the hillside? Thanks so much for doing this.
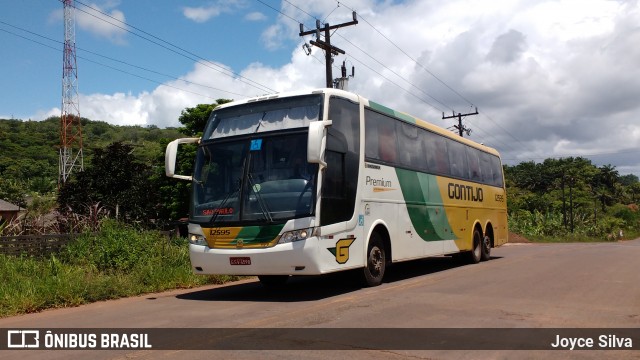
[0,117,182,195]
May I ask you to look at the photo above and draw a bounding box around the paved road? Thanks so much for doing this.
[1,239,639,359]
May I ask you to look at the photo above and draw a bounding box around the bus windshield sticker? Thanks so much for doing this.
[202,208,234,216]
[250,139,262,151]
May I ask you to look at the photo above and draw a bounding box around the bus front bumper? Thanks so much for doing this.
[188,239,324,276]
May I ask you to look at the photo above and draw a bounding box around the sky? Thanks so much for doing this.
[1,0,640,176]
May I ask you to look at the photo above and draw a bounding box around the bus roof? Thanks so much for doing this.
[215,88,500,157]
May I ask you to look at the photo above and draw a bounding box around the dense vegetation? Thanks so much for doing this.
[0,103,221,231]
[0,116,182,205]
[506,158,640,241]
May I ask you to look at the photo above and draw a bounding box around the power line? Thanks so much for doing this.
[333,0,541,156]
[256,0,301,23]
[336,0,476,108]
[0,20,250,98]
[260,2,446,112]
[270,1,456,113]
[334,33,452,111]
[66,0,276,95]
[0,22,241,101]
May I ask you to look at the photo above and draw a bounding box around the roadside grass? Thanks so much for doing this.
[0,221,241,318]
[525,234,612,243]
[515,229,640,243]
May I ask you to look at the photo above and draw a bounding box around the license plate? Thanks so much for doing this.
[230,257,251,265]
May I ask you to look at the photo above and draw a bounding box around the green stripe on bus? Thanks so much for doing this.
[368,101,417,124]
[236,224,285,245]
[395,168,456,241]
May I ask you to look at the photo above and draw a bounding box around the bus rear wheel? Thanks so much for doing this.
[481,234,491,261]
[362,233,386,287]
[466,229,482,264]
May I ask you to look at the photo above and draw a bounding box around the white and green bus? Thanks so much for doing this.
[165,88,508,287]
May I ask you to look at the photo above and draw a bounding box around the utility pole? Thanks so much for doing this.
[442,108,478,137]
[299,12,358,88]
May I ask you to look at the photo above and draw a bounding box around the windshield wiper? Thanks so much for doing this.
[209,178,241,225]
[247,173,273,223]
[254,112,267,133]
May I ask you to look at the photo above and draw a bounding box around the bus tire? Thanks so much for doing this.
[362,232,386,287]
[481,234,491,261]
[258,275,289,288]
[466,229,482,264]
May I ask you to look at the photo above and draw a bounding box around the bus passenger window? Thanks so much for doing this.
[447,140,469,179]
[427,135,449,175]
[378,121,397,163]
[397,122,427,171]
[479,151,493,184]
[466,147,481,181]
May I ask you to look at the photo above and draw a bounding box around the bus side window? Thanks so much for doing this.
[433,135,450,175]
[397,122,426,171]
[479,151,493,184]
[489,155,504,187]
[378,120,397,163]
[447,140,469,179]
[364,110,378,160]
[466,146,482,182]
[365,108,397,164]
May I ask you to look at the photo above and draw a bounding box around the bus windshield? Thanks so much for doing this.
[191,96,322,225]
[203,95,322,140]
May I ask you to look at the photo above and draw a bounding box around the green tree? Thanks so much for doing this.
[0,179,27,208]
[178,99,232,136]
[58,142,158,224]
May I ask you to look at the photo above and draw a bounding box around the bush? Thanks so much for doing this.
[1,220,240,318]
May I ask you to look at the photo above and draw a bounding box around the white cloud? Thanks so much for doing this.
[79,92,150,126]
[183,0,248,23]
[182,6,223,23]
[245,12,267,21]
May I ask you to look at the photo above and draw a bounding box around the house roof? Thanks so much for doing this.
[0,199,21,211]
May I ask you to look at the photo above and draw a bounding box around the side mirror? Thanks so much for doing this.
[165,137,200,180]
[307,120,332,168]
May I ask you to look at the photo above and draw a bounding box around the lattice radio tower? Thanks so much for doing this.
[59,0,84,186]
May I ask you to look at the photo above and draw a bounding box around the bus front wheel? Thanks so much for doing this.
[362,233,386,287]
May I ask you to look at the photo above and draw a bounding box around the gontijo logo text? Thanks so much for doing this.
[447,183,483,202]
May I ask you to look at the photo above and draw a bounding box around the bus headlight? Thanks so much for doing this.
[278,228,314,244]
[189,233,207,246]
